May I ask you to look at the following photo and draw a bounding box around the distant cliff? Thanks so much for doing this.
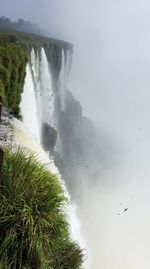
[0,16,47,37]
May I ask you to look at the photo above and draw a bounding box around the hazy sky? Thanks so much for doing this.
[1,0,150,39]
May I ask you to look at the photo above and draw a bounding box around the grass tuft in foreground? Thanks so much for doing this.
[0,148,83,269]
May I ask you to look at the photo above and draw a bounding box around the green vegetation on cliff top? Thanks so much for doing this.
[0,31,72,117]
[0,148,83,269]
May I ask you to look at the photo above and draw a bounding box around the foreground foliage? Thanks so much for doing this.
[0,38,27,116]
[0,148,83,269]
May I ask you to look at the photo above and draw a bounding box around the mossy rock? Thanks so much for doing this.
[42,123,57,152]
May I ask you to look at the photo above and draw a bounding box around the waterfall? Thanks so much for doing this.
[37,48,55,127]
[20,47,89,269]
[21,48,55,144]
[20,63,40,142]
[58,49,72,111]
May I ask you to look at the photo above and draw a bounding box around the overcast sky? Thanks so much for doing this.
[1,0,150,39]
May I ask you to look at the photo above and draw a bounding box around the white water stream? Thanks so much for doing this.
[58,49,72,111]
[20,63,40,142]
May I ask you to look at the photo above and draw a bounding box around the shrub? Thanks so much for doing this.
[0,42,27,117]
[0,148,83,269]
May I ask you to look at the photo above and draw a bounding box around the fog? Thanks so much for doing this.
[1,0,150,268]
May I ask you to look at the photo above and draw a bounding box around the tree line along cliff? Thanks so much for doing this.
[0,31,72,117]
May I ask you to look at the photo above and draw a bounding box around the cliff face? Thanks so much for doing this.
[0,108,13,144]
[0,31,72,117]
[54,89,115,199]
[0,31,84,269]
[0,30,114,202]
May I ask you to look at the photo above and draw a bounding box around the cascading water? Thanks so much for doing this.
[31,48,54,130]
[21,47,56,145]
[20,63,40,142]
[19,47,89,269]
[37,48,55,127]
[58,49,72,111]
